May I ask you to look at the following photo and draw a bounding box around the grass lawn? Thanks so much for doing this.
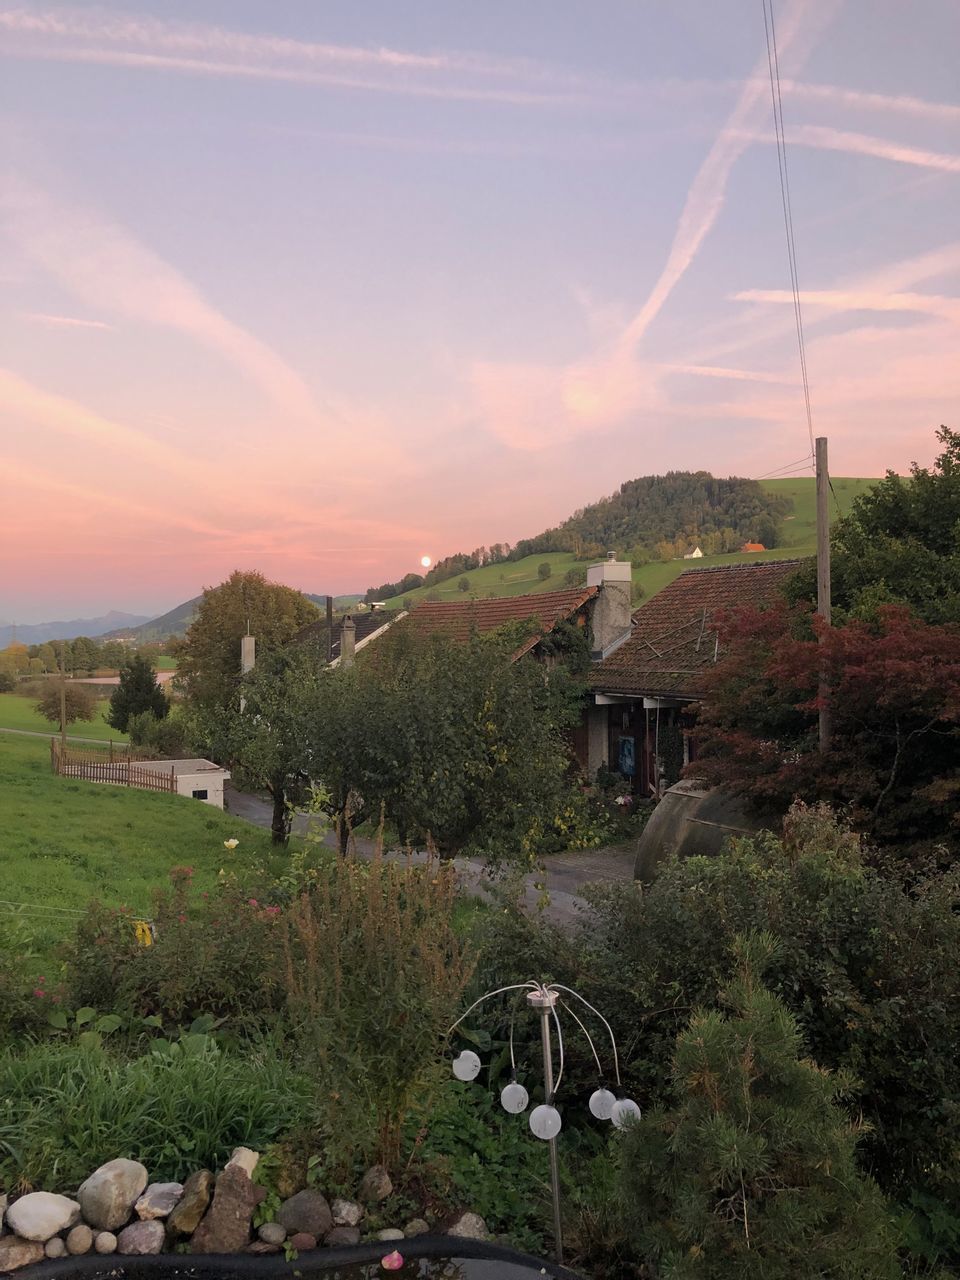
[0,732,280,960]
[0,692,129,743]
[154,656,177,670]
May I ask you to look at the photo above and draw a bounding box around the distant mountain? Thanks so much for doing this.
[0,611,152,647]
[104,591,364,643]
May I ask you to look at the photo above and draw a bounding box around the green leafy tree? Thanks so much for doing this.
[99,640,127,669]
[37,643,57,673]
[620,935,895,1280]
[35,682,96,728]
[107,654,168,733]
[0,671,15,692]
[175,570,318,718]
[790,427,960,622]
[537,561,553,581]
[458,576,471,592]
[70,636,100,675]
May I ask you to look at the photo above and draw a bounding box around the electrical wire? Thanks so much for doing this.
[761,0,815,459]
[754,453,815,481]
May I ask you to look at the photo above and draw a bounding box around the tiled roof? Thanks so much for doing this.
[401,586,598,657]
[590,559,804,699]
[293,610,401,661]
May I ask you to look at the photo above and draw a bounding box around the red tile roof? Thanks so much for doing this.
[292,609,401,660]
[590,559,804,699]
[401,586,598,658]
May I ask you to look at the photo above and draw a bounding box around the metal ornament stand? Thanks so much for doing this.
[448,980,640,1265]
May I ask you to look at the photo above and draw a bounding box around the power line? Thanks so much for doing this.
[761,0,815,459]
[754,453,815,481]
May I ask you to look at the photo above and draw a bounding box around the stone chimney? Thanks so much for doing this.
[586,553,632,659]
[240,634,256,675]
[340,615,356,668]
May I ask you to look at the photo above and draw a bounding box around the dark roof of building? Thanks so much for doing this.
[293,609,401,661]
[401,586,598,658]
[590,560,804,700]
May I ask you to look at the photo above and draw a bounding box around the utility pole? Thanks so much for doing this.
[815,436,832,753]
[58,640,67,749]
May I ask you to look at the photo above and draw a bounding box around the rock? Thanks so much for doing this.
[6,1192,81,1243]
[117,1220,165,1255]
[277,1189,332,1239]
[447,1212,488,1240]
[135,1182,183,1220]
[166,1170,213,1238]
[377,1229,405,1241]
[190,1165,257,1254]
[404,1218,430,1237]
[258,1222,286,1245]
[288,1232,317,1252]
[0,1193,8,1235]
[331,1197,364,1227]
[0,1238,45,1271]
[358,1164,393,1204]
[94,1231,118,1255]
[251,1184,268,1207]
[78,1158,149,1231]
[225,1147,259,1178]
[324,1225,360,1246]
[245,1241,280,1255]
[44,1237,67,1258]
[66,1224,94,1255]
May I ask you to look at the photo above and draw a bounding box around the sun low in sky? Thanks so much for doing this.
[420,557,432,569]
[0,1,957,621]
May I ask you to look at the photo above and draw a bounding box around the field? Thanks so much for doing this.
[380,477,877,611]
[0,692,129,743]
[154,656,177,670]
[0,732,277,958]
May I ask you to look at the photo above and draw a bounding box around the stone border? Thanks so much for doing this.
[14,1236,587,1280]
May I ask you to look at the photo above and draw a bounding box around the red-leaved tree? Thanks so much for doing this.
[693,603,960,853]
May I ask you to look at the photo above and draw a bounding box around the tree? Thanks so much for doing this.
[0,671,15,692]
[790,427,960,623]
[107,654,168,733]
[1,643,30,674]
[175,570,319,718]
[99,640,127,669]
[37,643,57,673]
[70,636,100,675]
[537,562,553,581]
[457,576,470,592]
[36,683,96,728]
[620,936,895,1280]
[693,601,960,853]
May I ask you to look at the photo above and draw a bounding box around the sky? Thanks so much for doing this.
[1,1,959,622]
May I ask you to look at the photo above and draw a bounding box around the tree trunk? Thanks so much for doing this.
[270,785,290,846]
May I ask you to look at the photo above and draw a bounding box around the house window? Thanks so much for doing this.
[191,789,208,800]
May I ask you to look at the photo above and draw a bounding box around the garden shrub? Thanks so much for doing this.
[577,805,960,1203]
[0,1036,311,1191]
[281,850,474,1171]
[63,866,285,1025]
[0,911,47,1041]
[620,936,895,1280]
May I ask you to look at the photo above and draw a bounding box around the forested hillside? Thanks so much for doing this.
[365,471,790,601]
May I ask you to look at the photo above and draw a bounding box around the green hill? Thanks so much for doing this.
[376,477,877,611]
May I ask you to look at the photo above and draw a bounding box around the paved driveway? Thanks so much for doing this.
[224,786,636,927]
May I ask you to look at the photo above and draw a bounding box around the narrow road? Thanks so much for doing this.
[0,726,123,746]
[226,787,636,927]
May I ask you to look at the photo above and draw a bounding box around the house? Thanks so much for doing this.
[683,546,703,559]
[396,554,633,663]
[136,758,231,808]
[584,560,803,796]
[740,542,766,553]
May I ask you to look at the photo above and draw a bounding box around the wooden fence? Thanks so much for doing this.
[50,740,176,794]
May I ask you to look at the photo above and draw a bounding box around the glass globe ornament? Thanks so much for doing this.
[451,1050,481,1081]
[529,1103,562,1141]
[588,1087,616,1121]
[500,1080,529,1114]
[611,1097,642,1130]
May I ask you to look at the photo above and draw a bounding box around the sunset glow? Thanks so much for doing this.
[1,2,957,622]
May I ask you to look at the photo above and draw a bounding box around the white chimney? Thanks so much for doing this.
[340,615,356,668]
[586,554,632,658]
[240,634,256,674]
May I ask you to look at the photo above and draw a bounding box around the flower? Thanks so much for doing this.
[614,794,633,807]
[223,838,239,850]
[247,898,259,908]
[33,988,45,998]
[380,1252,404,1272]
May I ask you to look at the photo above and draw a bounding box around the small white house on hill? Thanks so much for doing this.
[683,546,703,559]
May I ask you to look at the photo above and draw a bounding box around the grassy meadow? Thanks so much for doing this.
[0,691,128,742]
[380,477,877,611]
[0,732,276,958]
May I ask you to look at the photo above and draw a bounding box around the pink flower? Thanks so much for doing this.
[263,906,280,916]
[247,898,259,908]
[380,1251,404,1272]
[33,988,45,998]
